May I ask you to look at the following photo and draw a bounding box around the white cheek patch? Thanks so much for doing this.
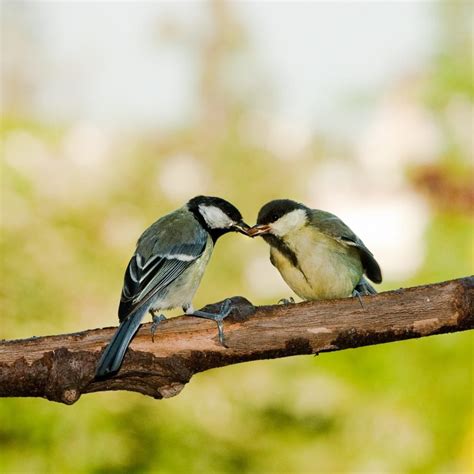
[271,209,307,237]
[199,205,233,229]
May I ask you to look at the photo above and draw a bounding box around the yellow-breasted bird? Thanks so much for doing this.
[248,199,382,302]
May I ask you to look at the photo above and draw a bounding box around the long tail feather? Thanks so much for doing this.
[95,306,147,379]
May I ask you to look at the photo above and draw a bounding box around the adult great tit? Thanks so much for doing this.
[248,199,382,302]
[95,196,249,378]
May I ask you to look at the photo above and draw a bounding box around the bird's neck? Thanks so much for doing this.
[207,227,232,243]
[187,206,230,243]
[263,234,299,268]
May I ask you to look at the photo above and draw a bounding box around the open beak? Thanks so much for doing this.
[247,224,272,237]
[232,220,251,235]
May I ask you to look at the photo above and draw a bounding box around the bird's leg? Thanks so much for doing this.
[351,289,365,310]
[183,299,233,347]
[149,309,166,342]
[278,296,295,305]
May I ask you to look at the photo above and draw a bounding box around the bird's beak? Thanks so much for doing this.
[232,220,251,235]
[247,224,272,237]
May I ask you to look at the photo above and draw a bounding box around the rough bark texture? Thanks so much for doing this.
[0,277,472,405]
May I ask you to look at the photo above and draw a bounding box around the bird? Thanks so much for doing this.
[95,195,250,378]
[248,199,382,303]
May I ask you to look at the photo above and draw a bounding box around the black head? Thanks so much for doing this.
[256,199,307,225]
[249,199,308,238]
[187,195,250,241]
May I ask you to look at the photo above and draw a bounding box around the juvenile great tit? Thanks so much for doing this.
[95,196,249,378]
[248,199,382,302]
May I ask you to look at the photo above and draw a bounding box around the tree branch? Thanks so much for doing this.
[1,277,472,405]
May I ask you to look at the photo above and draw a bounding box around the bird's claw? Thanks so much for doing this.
[189,298,234,348]
[220,298,233,317]
[215,299,233,347]
[278,297,295,305]
[215,319,227,347]
[351,290,365,310]
[150,313,166,342]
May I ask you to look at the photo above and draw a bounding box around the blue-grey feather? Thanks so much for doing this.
[95,304,148,378]
[308,209,382,284]
[118,208,208,321]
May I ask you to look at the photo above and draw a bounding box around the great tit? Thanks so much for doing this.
[95,195,249,378]
[248,199,382,302]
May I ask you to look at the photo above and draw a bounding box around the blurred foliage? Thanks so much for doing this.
[1,1,473,473]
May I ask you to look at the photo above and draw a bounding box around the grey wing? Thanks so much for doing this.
[118,212,209,321]
[309,209,382,284]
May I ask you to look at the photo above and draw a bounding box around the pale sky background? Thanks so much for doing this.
[4,1,436,137]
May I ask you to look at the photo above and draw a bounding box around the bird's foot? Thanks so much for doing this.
[351,289,365,310]
[188,299,233,347]
[150,312,167,342]
[278,297,295,305]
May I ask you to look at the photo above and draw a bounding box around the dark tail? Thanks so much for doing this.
[95,306,147,379]
[355,276,377,295]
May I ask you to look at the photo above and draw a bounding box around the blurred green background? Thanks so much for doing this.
[1,1,473,473]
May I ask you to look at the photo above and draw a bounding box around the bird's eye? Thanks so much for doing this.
[271,214,278,221]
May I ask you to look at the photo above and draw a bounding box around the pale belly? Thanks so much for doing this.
[150,238,213,311]
[270,230,363,300]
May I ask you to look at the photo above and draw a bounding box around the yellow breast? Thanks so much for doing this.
[270,227,363,300]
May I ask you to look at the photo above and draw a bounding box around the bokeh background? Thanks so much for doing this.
[1,1,473,473]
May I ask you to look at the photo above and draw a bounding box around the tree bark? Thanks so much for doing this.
[0,277,472,405]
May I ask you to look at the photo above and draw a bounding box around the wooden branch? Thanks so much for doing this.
[1,277,472,405]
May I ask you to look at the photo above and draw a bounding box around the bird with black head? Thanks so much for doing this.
[249,199,382,304]
[96,196,250,378]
